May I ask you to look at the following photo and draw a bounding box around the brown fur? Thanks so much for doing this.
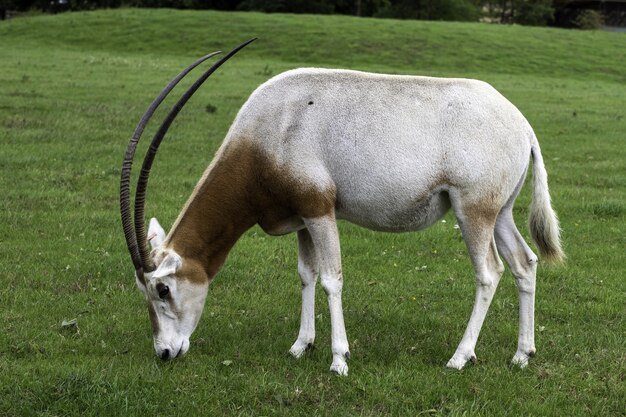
[459,200,500,237]
[166,137,335,281]
[147,302,160,334]
[177,257,209,284]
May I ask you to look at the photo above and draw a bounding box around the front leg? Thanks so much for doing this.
[290,229,319,358]
[304,215,350,376]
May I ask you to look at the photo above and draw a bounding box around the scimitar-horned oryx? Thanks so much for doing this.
[120,39,564,376]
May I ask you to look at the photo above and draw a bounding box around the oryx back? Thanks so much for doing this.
[228,68,534,232]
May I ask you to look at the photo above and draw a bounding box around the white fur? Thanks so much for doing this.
[289,229,318,358]
[144,68,562,373]
[227,69,552,373]
[148,217,167,247]
[136,219,209,360]
[230,69,530,233]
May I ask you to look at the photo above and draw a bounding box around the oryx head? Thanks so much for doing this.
[119,39,255,360]
[134,218,209,360]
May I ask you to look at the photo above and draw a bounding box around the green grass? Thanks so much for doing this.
[1,8,625,416]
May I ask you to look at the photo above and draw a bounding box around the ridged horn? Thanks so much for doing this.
[120,50,223,278]
[133,38,258,273]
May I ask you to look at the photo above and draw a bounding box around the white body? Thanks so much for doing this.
[142,68,563,374]
[235,69,529,232]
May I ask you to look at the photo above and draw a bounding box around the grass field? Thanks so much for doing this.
[1,8,625,416]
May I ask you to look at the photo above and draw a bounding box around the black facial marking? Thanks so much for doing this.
[147,302,159,334]
[156,283,170,299]
[308,101,314,105]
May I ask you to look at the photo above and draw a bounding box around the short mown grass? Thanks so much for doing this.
[0,9,624,416]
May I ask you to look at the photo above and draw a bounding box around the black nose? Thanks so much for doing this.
[160,349,170,360]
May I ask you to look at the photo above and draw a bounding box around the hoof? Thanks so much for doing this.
[289,340,314,359]
[511,349,535,368]
[446,351,477,370]
[330,351,350,376]
[330,361,349,376]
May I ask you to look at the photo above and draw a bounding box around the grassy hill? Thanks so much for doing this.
[3,8,625,82]
[0,9,624,416]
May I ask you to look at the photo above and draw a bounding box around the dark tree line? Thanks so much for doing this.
[0,0,608,28]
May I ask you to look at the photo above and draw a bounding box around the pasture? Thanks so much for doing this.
[0,8,624,416]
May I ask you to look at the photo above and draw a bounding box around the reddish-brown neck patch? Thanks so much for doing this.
[167,137,337,281]
[167,140,258,280]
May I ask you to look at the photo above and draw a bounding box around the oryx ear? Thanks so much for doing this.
[153,251,182,279]
[148,217,167,249]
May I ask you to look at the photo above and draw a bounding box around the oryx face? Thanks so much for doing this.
[136,218,209,360]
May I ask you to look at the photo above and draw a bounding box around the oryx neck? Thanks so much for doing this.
[166,141,258,278]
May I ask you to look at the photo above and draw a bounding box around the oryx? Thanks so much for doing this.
[120,39,563,375]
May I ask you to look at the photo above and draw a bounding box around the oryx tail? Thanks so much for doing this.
[529,137,565,264]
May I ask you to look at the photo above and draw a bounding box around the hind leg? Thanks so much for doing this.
[495,209,538,367]
[290,229,319,358]
[447,204,505,369]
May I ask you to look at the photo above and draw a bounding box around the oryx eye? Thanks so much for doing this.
[157,284,170,299]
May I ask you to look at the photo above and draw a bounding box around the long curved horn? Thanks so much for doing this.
[134,38,258,272]
[121,51,223,278]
